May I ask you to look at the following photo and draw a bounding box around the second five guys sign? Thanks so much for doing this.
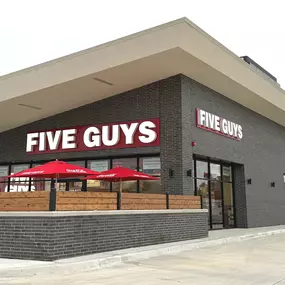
[196,109,243,140]
[26,119,160,154]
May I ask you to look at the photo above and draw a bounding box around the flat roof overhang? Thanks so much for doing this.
[0,17,285,132]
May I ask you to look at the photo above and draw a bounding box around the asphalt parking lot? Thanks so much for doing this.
[1,233,285,285]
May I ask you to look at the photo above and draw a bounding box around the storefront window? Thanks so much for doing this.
[210,163,221,181]
[87,160,110,192]
[0,166,9,192]
[32,179,51,191]
[70,161,85,167]
[10,164,30,192]
[222,166,232,182]
[223,182,235,227]
[210,181,223,229]
[196,160,209,179]
[112,158,137,192]
[196,179,210,224]
[139,157,161,193]
[112,158,137,169]
[0,156,162,193]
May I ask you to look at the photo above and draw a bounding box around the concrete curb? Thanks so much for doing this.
[1,228,285,277]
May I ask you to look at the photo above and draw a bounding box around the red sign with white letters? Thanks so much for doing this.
[26,119,160,154]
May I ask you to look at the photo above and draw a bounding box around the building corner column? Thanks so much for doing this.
[159,75,194,196]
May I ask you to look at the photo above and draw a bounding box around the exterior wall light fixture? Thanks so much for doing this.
[169,169,174,178]
[271,182,276,187]
[186,169,192,177]
[247,178,252,185]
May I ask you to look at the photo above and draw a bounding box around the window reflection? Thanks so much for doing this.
[10,164,30,192]
[196,161,208,179]
[139,157,161,194]
[210,163,221,181]
[112,158,137,193]
[112,158,137,169]
[222,166,232,182]
[210,181,223,228]
[87,160,110,192]
[0,166,9,192]
[67,181,82,192]
[223,183,234,227]
[196,179,210,224]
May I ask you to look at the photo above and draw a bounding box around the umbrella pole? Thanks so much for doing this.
[55,174,58,191]
[120,179,122,193]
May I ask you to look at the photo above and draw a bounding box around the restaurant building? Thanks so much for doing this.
[0,18,285,229]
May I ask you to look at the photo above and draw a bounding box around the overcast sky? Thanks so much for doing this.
[1,0,284,88]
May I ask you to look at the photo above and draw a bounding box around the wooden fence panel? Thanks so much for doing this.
[56,192,117,211]
[169,195,201,209]
[0,192,49,211]
[0,191,201,212]
[121,193,166,210]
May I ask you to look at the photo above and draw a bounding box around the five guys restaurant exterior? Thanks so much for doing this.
[1,17,285,229]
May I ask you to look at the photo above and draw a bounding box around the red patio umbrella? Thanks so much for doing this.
[83,166,159,192]
[7,160,99,190]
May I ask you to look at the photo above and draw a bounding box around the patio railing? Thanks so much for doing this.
[0,191,201,211]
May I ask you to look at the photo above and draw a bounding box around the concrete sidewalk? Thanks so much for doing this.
[0,225,285,278]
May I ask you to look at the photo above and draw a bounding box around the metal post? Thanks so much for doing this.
[49,188,56,211]
[82,161,88,192]
[117,191,121,210]
[7,164,11,192]
[200,194,203,209]
[166,193,170,209]
[49,179,56,211]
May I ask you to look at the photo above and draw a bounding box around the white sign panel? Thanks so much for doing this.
[222,166,231,177]
[90,160,109,172]
[196,108,243,140]
[143,157,161,175]
[0,166,8,177]
[143,157,161,170]
[12,165,29,174]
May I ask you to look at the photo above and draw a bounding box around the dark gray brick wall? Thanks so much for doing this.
[233,164,248,228]
[159,77,182,194]
[183,75,285,228]
[159,76,194,195]
[0,217,54,260]
[181,77,195,196]
[0,212,208,261]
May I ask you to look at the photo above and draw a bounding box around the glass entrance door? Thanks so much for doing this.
[222,165,235,228]
[194,158,235,229]
[210,163,223,229]
[196,179,210,225]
